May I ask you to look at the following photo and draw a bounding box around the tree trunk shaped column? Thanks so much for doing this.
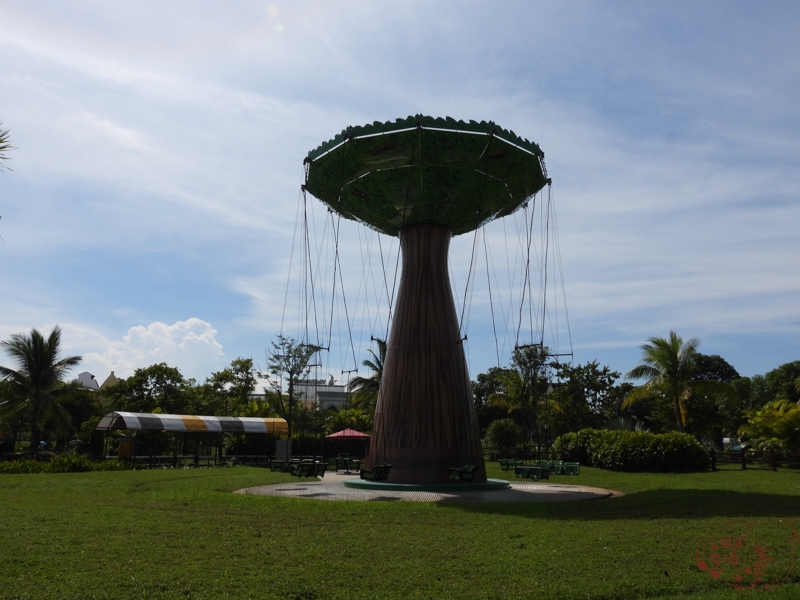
[370,224,486,484]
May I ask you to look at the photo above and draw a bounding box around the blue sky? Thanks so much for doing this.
[1,1,798,387]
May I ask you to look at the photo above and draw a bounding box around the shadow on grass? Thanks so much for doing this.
[440,489,800,521]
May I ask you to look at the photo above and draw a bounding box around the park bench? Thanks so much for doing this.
[449,465,478,482]
[564,462,580,475]
[360,463,392,482]
[514,465,550,481]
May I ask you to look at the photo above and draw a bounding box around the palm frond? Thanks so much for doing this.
[0,121,14,172]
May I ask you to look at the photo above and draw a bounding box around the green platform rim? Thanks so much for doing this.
[343,477,510,492]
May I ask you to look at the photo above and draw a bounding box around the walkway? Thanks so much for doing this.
[235,472,622,503]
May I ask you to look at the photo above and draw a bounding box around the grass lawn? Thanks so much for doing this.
[1,463,799,600]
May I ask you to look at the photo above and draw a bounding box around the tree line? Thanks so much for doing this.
[474,332,800,453]
[2,326,798,456]
[0,328,376,455]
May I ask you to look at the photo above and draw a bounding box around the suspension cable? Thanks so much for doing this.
[483,229,500,366]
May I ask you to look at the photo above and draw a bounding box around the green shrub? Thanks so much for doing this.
[49,454,94,473]
[0,460,47,474]
[0,456,137,475]
[485,418,522,453]
[92,459,137,471]
[550,428,709,472]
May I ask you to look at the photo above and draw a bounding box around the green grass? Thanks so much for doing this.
[1,464,799,599]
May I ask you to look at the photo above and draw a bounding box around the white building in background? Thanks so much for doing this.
[72,371,99,390]
[295,377,349,411]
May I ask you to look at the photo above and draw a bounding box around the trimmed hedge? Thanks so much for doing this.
[0,455,137,475]
[549,429,710,473]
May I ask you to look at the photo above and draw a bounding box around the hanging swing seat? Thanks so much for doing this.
[498,458,523,471]
[335,457,362,471]
[360,463,392,482]
[544,460,564,475]
[290,462,328,478]
[514,465,550,481]
[449,465,478,482]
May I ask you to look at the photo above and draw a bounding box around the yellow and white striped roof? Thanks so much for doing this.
[96,411,288,434]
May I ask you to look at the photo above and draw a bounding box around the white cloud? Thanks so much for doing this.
[80,319,225,382]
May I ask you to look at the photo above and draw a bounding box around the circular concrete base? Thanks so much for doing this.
[235,474,621,502]
[344,477,510,492]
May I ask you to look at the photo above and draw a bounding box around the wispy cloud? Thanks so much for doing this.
[0,1,797,384]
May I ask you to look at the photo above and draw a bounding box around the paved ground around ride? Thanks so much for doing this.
[235,471,623,503]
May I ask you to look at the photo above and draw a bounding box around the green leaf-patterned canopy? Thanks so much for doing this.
[304,115,549,237]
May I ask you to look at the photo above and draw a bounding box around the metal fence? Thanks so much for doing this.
[709,448,800,471]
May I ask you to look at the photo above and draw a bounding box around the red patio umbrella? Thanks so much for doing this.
[325,428,370,439]
[325,428,370,466]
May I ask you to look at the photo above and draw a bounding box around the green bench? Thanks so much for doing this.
[335,457,362,472]
[514,465,550,481]
[449,465,478,482]
[360,463,392,482]
[290,462,328,478]
[531,461,578,475]
[498,459,522,471]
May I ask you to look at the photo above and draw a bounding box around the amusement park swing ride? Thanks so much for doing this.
[280,115,572,486]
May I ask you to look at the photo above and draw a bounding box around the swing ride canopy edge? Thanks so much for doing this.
[96,411,288,434]
[304,115,550,237]
[306,115,545,163]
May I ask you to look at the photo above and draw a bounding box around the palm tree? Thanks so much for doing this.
[486,368,560,442]
[623,331,733,433]
[739,400,800,451]
[0,121,14,172]
[348,338,386,417]
[0,326,82,449]
[324,408,372,435]
[485,346,560,447]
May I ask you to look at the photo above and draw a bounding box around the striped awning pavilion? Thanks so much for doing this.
[96,411,288,435]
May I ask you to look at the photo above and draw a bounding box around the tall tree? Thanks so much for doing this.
[103,363,191,414]
[551,361,621,433]
[687,353,742,443]
[765,361,800,405]
[203,357,258,416]
[486,345,553,445]
[471,366,512,435]
[265,335,320,439]
[693,354,740,383]
[0,326,82,449]
[623,332,734,433]
[348,338,386,417]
